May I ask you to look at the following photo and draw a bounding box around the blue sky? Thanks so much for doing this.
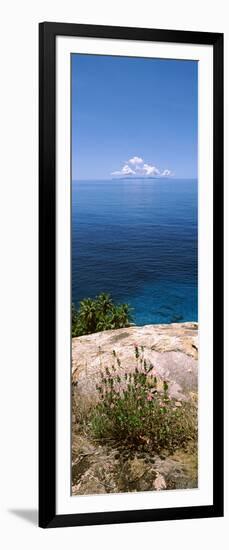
[71,54,198,180]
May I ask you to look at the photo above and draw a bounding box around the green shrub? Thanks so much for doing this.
[89,347,197,453]
[72,293,132,337]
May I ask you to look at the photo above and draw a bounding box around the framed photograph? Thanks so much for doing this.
[39,22,224,528]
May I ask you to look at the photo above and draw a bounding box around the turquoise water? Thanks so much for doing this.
[72,178,197,325]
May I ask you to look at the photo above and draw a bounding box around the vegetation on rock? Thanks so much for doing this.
[72,293,132,336]
[77,346,197,454]
[72,327,198,494]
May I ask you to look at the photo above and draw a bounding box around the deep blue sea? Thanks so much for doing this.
[72,178,198,325]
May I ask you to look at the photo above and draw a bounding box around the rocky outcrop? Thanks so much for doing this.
[72,322,198,404]
[72,323,198,496]
[72,434,197,496]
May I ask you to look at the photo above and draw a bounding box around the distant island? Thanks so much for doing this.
[111,175,174,180]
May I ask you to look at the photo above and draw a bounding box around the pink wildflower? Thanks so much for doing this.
[147,393,153,401]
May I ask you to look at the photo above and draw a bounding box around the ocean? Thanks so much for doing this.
[72,178,198,325]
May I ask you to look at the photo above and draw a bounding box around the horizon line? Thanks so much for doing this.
[72,176,198,182]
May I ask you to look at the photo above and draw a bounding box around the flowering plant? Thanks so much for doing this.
[89,346,197,453]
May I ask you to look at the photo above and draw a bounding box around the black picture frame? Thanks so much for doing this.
[39,22,224,528]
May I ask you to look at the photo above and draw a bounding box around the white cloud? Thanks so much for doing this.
[142,163,160,176]
[111,156,173,178]
[111,164,135,176]
[122,164,136,175]
[161,169,172,176]
[128,156,143,165]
